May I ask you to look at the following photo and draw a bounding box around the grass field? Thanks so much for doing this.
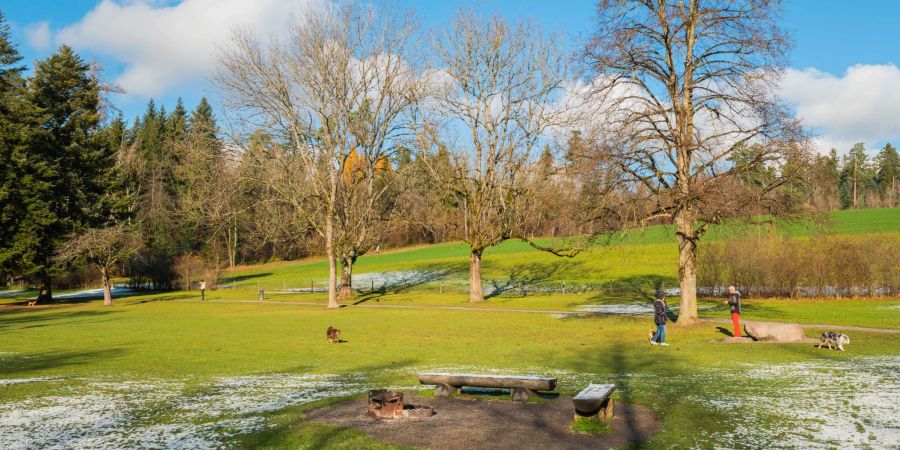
[1,207,899,449]
[216,207,900,293]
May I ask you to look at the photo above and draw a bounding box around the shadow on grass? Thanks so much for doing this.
[584,274,677,304]
[0,308,123,330]
[484,260,603,299]
[11,288,157,306]
[220,272,275,285]
[568,340,675,447]
[0,348,127,376]
[132,293,194,304]
[350,263,468,305]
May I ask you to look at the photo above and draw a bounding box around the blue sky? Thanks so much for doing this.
[3,0,900,154]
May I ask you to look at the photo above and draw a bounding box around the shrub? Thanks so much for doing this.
[698,233,900,298]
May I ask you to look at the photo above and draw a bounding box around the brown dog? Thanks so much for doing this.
[326,326,341,343]
[647,329,655,341]
[27,300,37,307]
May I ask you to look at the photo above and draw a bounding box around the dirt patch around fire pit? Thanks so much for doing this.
[305,393,660,450]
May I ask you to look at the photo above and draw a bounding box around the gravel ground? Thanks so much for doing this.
[305,393,660,450]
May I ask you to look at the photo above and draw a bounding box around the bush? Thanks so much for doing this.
[698,233,900,298]
[173,253,219,290]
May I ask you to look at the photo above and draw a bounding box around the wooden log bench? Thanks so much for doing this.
[572,384,616,422]
[417,372,557,402]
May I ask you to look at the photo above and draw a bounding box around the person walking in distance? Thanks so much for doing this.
[650,293,669,346]
[199,279,207,302]
[724,285,741,337]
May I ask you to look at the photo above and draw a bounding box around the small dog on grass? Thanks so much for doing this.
[27,300,36,307]
[647,329,655,342]
[326,326,341,343]
[818,331,850,351]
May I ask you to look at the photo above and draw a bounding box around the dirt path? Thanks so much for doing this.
[176,299,900,334]
[306,393,659,450]
[702,317,900,334]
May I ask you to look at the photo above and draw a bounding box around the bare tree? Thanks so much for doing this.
[217,1,424,308]
[174,130,243,271]
[585,0,807,325]
[422,11,576,302]
[56,225,141,306]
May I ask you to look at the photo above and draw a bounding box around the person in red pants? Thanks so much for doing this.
[723,285,742,337]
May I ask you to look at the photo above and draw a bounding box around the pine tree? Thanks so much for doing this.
[15,45,106,301]
[188,97,217,142]
[166,97,188,142]
[0,12,41,282]
[875,143,899,205]
[839,143,872,209]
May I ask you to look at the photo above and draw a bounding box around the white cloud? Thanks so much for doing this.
[779,64,900,154]
[24,21,52,51]
[55,0,318,97]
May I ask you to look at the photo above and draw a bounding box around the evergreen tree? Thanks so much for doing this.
[875,143,899,205]
[826,149,840,180]
[729,143,776,188]
[166,97,188,142]
[97,114,134,222]
[0,12,41,282]
[839,143,873,209]
[538,144,555,180]
[188,97,218,151]
[15,46,106,301]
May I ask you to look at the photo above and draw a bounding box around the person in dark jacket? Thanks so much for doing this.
[724,285,741,337]
[651,293,669,346]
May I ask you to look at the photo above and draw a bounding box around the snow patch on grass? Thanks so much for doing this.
[0,374,364,449]
[423,357,900,449]
[549,302,716,318]
[0,377,59,386]
[700,356,900,449]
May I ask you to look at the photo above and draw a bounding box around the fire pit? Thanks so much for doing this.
[367,390,435,420]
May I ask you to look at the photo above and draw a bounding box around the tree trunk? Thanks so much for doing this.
[101,268,112,307]
[36,271,53,304]
[326,214,339,309]
[853,158,858,209]
[228,215,238,269]
[468,248,484,302]
[674,212,700,326]
[338,255,356,299]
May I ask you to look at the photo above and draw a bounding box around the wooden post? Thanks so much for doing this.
[434,384,458,397]
[511,387,534,402]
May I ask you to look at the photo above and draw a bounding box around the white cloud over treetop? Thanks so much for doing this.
[24,21,52,51]
[55,0,316,97]
[780,64,900,153]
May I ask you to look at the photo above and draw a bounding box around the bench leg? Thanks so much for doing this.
[434,384,458,398]
[511,387,534,402]
[598,398,614,422]
[573,398,615,422]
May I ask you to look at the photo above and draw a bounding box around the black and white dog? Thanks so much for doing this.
[818,331,850,351]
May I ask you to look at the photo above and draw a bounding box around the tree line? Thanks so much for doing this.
[699,234,900,298]
[1,2,896,324]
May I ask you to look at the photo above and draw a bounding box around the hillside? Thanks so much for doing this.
[222,208,900,292]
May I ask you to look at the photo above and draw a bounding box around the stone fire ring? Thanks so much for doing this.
[306,393,660,449]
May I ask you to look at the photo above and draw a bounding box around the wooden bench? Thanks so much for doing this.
[418,372,557,402]
[572,384,616,422]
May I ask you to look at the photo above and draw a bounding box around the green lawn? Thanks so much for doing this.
[1,297,898,448]
[1,207,899,448]
[217,208,899,293]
